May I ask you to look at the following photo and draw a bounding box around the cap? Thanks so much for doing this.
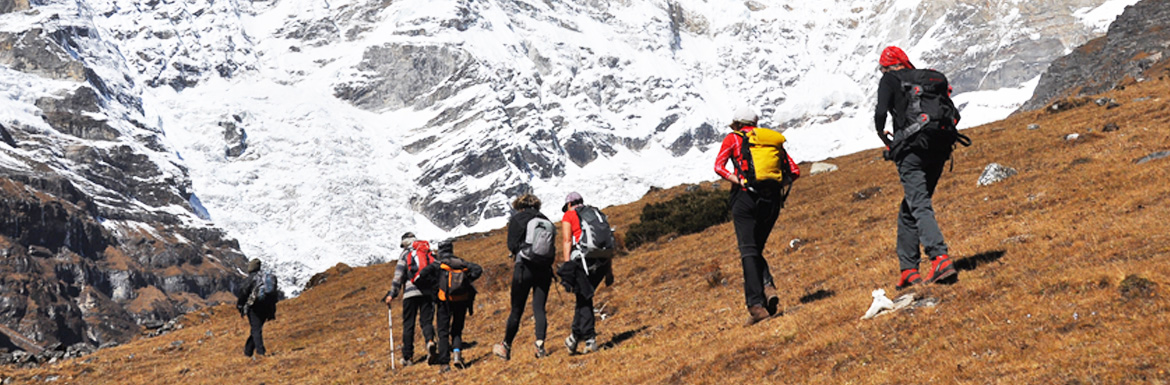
[401,232,415,240]
[732,106,759,125]
[561,191,583,212]
[879,46,915,69]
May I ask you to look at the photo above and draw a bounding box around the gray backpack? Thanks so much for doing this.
[518,217,556,265]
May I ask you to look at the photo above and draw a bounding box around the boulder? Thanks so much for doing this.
[808,162,838,176]
[978,163,1018,186]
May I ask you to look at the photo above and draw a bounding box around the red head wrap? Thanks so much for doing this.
[879,46,915,69]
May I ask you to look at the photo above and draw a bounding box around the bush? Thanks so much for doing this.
[624,187,729,250]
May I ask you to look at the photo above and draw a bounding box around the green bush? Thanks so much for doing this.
[624,187,729,250]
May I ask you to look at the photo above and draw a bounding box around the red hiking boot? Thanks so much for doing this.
[925,255,957,283]
[896,269,922,290]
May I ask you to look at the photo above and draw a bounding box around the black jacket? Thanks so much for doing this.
[236,273,277,321]
[506,208,548,256]
[874,69,911,146]
[414,254,483,303]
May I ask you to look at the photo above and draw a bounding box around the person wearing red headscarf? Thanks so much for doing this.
[874,46,958,291]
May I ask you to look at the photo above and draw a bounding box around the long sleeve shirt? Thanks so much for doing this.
[387,248,424,299]
[713,127,756,190]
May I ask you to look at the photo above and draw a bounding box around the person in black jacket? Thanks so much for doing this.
[493,194,555,360]
[236,258,277,358]
[413,240,483,372]
[875,46,958,290]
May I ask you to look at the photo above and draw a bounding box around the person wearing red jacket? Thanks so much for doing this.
[714,107,784,325]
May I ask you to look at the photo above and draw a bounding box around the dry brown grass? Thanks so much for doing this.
[4,80,1170,384]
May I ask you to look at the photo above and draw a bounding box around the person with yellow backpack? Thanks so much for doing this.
[413,240,482,372]
[713,107,800,325]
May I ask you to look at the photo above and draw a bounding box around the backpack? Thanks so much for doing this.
[732,127,800,187]
[518,216,556,265]
[573,205,615,260]
[888,69,971,159]
[438,263,473,302]
[248,271,278,306]
[406,240,435,283]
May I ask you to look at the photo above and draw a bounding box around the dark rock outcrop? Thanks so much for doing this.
[1020,0,1170,111]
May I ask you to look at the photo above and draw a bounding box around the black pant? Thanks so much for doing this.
[400,296,435,360]
[435,301,470,365]
[504,262,552,345]
[730,182,782,308]
[896,151,950,271]
[243,309,266,356]
[571,271,606,340]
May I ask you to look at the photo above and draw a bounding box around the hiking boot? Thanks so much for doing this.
[583,338,598,354]
[439,364,451,373]
[765,295,780,316]
[896,269,923,290]
[426,340,437,363]
[452,350,465,369]
[745,305,770,326]
[564,335,579,355]
[398,358,412,367]
[925,255,957,284]
[492,342,511,361]
[534,340,547,359]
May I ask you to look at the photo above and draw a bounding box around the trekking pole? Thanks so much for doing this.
[389,306,397,369]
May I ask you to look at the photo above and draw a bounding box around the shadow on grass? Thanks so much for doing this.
[953,250,1006,272]
[798,289,835,304]
[601,326,648,350]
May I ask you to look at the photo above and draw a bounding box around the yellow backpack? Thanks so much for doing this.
[733,127,799,184]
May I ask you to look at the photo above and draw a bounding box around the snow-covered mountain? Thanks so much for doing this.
[2,0,1140,292]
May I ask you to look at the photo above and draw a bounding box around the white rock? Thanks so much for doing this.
[861,289,895,319]
[977,163,1018,186]
[809,162,839,176]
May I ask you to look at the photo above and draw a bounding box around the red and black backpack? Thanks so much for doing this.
[405,240,435,283]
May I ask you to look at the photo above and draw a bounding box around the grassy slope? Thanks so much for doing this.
[3,80,1170,385]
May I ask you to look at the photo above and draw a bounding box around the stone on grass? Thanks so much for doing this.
[809,162,838,175]
[1027,123,1040,130]
[1102,123,1120,132]
[978,163,1017,186]
[1135,151,1170,164]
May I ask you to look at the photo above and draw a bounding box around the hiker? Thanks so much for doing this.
[557,192,615,354]
[874,46,965,289]
[236,258,278,357]
[493,194,556,360]
[382,232,437,367]
[414,240,483,372]
[713,106,799,325]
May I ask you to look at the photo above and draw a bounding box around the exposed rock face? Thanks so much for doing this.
[1021,0,1170,111]
[0,0,249,354]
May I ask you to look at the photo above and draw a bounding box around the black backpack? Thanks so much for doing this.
[573,205,615,260]
[888,69,971,159]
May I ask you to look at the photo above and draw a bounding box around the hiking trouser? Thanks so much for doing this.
[435,301,470,365]
[896,151,950,271]
[243,309,267,356]
[571,271,606,340]
[504,261,552,346]
[400,296,435,361]
[730,182,783,308]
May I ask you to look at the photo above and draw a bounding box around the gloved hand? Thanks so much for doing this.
[882,146,893,161]
[604,271,615,287]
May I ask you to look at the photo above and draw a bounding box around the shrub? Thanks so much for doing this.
[624,187,729,250]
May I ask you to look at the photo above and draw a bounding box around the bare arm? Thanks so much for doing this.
[561,221,573,263]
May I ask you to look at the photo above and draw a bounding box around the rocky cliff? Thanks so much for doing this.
[1020,0,1167,111]
[1,2,248,355]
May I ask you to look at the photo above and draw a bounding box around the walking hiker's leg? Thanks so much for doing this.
[532,267,552,341]
[503,264,532,346]
[572,291,596,340]
[920,155,949,258]
[420,299,436,344]
[731,190,761,258]
[435,303,452,365]
[450,303,467,352]
[896,198,921,271]
[741,254,767,308]
[898,153,948,261]
[248,310,266,356]
[401,297,419,360]
[243,332,254,357]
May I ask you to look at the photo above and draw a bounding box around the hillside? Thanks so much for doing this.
[2,77,1168,384]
